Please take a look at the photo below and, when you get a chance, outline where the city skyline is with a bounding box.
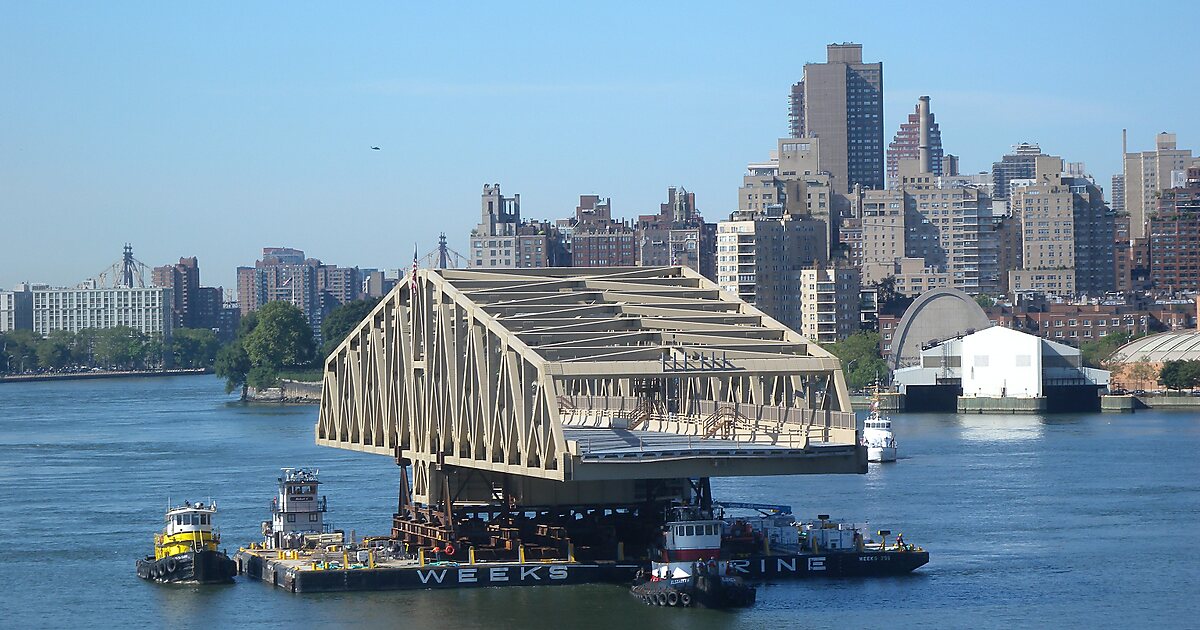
[3,2,1197,292]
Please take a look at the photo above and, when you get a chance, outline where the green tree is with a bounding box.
[320,298,380,358]
[36,330,75,370]
[1159,359,1200,391]
[974,294,996,309]
[215,311,259,396]
[1,329,42,373]
[875,276,914,317]
[822,331,890,391]
[1126,358,1159,389]
[1080,331,1133,369]
[214,339,251,396]
[71,329,98,365]
[170,328,221,368]
[93,326,147,369]
[243,301,315,378]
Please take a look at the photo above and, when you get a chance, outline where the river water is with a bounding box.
[1,376,1196,629]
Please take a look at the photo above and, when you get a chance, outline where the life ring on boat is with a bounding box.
[165,558,177,574]
[444,543,456,557]
[680,592,692,607]
[667,591,679,606]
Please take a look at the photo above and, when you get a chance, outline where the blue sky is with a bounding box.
[2,1,1196,293]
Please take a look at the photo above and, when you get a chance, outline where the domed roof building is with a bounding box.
[1112,331,1200,363]
[1109,331,1200,391]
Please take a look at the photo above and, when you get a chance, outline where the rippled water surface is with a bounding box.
[1,376,1197,629]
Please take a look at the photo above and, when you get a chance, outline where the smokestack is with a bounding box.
[1122,128,1127,155]
[917,96,932,174]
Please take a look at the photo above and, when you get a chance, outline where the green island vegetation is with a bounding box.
[214,298,377,398]
[2,298,379,400]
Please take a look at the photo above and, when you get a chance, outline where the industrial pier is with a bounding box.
[242,268,927,592]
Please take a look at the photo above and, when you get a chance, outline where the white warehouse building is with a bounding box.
[894,326,1109,413]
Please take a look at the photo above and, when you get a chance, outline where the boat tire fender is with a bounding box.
[656,592,666,606]
[680,592,692,607]
[667,591,679,606]
[165,558,177,574]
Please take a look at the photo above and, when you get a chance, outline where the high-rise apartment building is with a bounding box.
[0,284,34,332]
[1113,214,1133,294]
[862,257,951,297]
[994,215,1023,295]
[469,184,569,269]
[236,247,361,344]
[716,210,828,331]
[1123,132,1194,239]
[799,266,862,343]
[152,257,201,328]
[563,195,637,267]
[991,143,1062,200]
[635,186,717,279]
[887,96,944,181]
[30,284,172,338]
[788,43,884,193]
[738,137,842,251]
[855,171,998,295]
[1008,171,1115,297]
[1111,174,1125,213]
[1147,167,1200,293]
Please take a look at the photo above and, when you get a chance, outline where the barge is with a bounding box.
[237,469,926,593]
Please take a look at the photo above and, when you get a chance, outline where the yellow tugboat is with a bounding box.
[136,501,237,584]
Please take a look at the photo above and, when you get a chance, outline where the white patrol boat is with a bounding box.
[136,501,236,584]
[862,394,897,463]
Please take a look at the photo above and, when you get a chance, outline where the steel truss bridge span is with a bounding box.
[317,267,863,507]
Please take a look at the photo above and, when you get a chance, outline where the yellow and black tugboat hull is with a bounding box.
[137,550,236,585]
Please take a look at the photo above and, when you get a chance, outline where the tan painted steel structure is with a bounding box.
[317,267,861,505]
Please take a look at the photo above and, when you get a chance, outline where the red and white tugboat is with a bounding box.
[630,505,756,609]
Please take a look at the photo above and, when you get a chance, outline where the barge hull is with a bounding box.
[237,549,926,592]
[237,551,641,593]
[728,549,929,579]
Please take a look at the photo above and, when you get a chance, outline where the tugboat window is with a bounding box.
[309,514,319,522]
[287,514,296,523]
[686,525,694,536]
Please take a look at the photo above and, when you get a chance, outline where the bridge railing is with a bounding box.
[557,395,857,447]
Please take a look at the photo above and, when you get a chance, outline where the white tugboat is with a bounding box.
[260,468,341,549]
[862,394,898,463]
